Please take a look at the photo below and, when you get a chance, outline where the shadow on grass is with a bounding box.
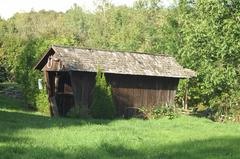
[0,93,115,133]
[0,135,30,144]
[0,145,67,159]
[0,110,114,134]
[0,136,239,159]
[96,137,240,159]
[0,95,29,112]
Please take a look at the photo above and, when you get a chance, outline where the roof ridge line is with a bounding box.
[52,44,172,57]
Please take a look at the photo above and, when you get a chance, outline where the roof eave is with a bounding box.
[34,47,55,70]
[51,67,197,79]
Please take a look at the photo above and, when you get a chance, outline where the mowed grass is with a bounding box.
[1,95,240,159]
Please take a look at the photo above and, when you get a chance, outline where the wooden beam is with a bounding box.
[43,71,53,116]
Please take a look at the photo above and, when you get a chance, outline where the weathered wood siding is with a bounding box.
[70,72,95,116]
[107,74,179,116]
[69,72,179,117]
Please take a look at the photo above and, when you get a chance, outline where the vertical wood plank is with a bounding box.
[44,71,54,116]
[69,71,82,115]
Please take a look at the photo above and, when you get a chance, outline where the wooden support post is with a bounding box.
[44,71,54,116]
[49,96,59,117]
[69,71,89,118]
[44,71,60,117]
[184,82,188,110]
[51,73,60,116]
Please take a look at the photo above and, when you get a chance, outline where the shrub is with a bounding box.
[193,103,214,120]
[67,107,82,118]
[210,91,240,122]
[35,88,50,115]
[139,104,178,120]
[0,66,7,82]
[154,104,178,120]
[90,69,116,119]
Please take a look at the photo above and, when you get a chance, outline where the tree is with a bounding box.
[64,4,89,46]
[91,69,116,119]
[178,0,240,118]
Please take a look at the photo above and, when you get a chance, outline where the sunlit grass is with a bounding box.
[0,95,240,159]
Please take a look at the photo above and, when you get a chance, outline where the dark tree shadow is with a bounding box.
[0,145,67,159]
[0,135,30,144]
[151,137,240,159]
[0,95,28,111]
[0,109,115,134]
[0,136,239,159]
[96,137,240,159]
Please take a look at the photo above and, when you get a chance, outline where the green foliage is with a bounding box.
[210,91,240,122]
[12,37,74,107]
[0,94,26,111]
[177,0,240,119]
[91,69,116,119]
[154,105,178,120]
[65,4,89,46]
[35,87,49,115]
[0,67,7,82]
[139,104,178,120]
[67,107,82,118]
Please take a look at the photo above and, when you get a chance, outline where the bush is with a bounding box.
[193,103,214,119]
[67,107,82,118]
[35,88,50,115]
[154,105,178,120]
[0,66,7,82]
[90,69,116,119]
[210,91,240,122]
[139,104,178,120]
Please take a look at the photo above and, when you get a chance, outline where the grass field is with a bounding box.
[0,95,240,159]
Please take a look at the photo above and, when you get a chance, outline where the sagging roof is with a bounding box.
[35,45,196,78]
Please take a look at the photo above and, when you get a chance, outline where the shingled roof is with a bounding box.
[35,45,196,78]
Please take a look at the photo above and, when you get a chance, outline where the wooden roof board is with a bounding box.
[35,45,196,78]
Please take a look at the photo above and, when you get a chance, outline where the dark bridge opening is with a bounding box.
[47,72,74,116]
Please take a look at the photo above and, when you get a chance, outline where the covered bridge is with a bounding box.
[35,45,196,117]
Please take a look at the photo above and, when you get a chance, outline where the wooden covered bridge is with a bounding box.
[35,45,196,117]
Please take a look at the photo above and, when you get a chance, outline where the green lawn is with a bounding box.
[0,95,240,159]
